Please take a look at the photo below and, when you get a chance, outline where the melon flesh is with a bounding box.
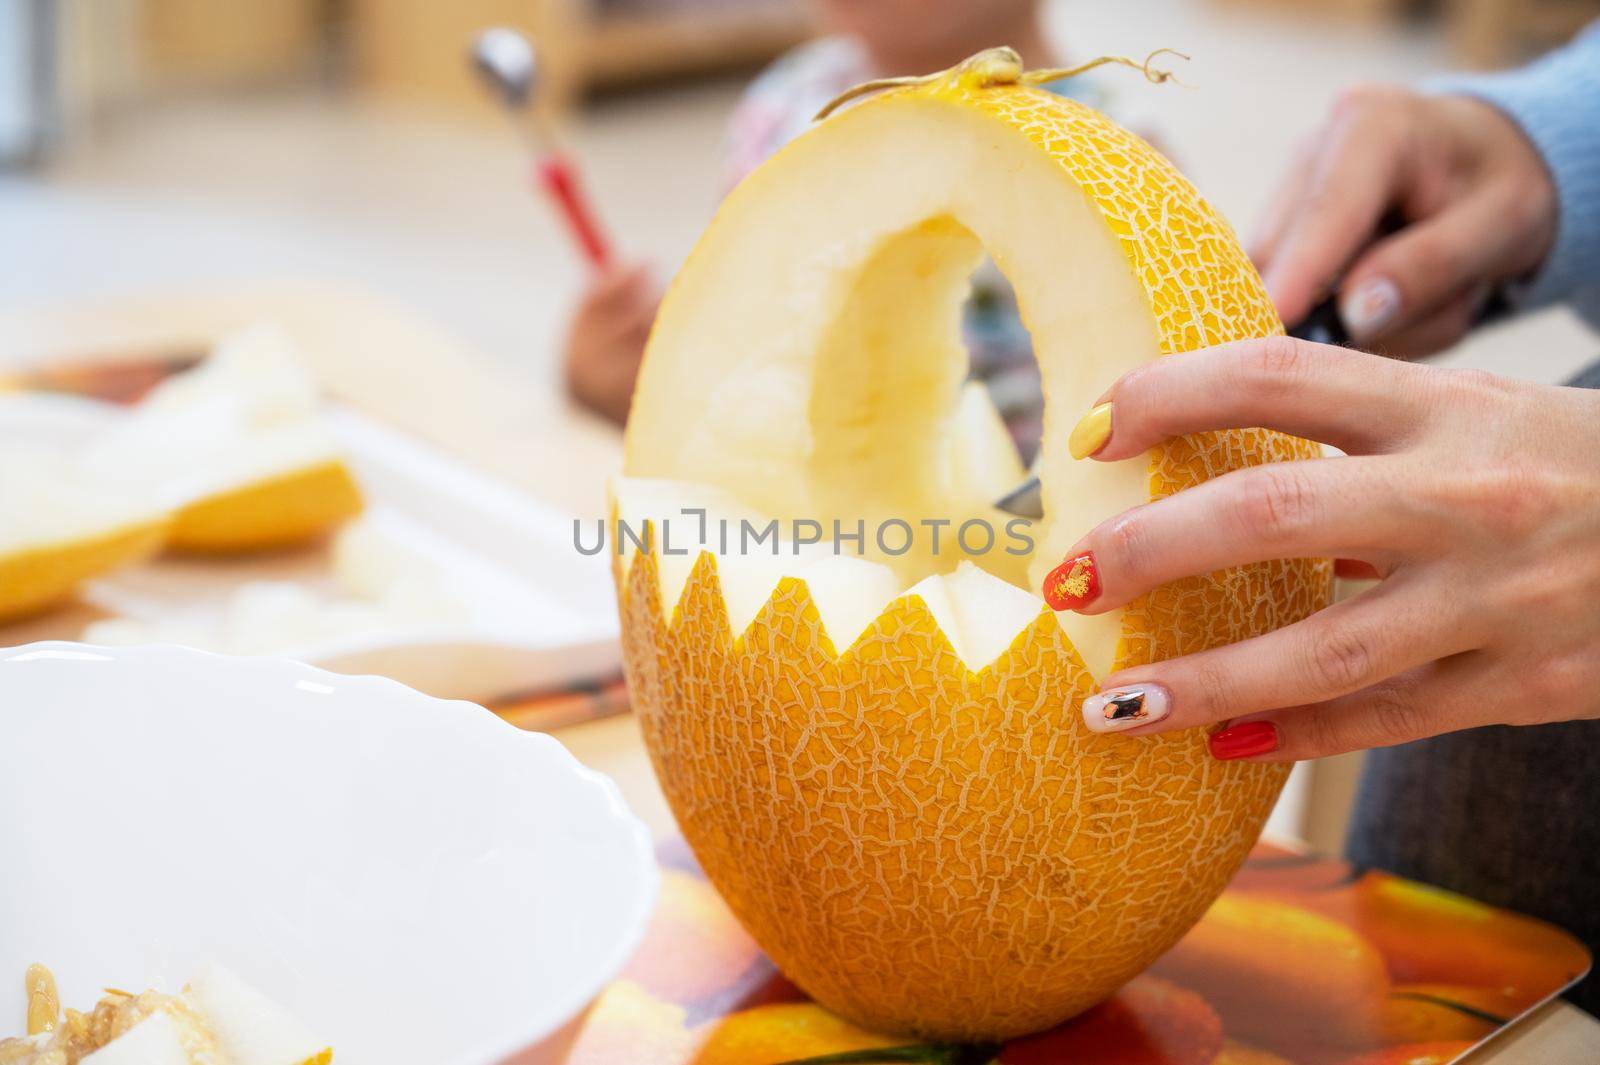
[80,1012,190,1065]
[81,324,362,552]
[613,478,1042,668]
[186,962,330,1065]
[623,94,1161,677]
[947,380,1028,518]
[0,452,169,623]
[84,325,339,508]
[7,963,328,1065]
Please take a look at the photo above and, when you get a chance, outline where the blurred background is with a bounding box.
[5,0,1598,406]
[3,0,1598,850]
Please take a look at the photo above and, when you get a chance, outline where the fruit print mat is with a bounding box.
[563,839,1590,1065]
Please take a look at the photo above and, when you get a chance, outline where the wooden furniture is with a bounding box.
[64,0,807,130]
[1446,0,1600,67]
[579,0,811,89]
[348,0,810,123]
[348,0,585,121]
[136,0,327,88]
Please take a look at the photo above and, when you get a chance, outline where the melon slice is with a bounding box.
[6,963,328,1065]
[0,454,169,624]
[83,515,475,655]
[82,325,362,553]
[186,963,331,1065]
[946,379,1027,517]
[80,1012,191,1065]
[613,50,1332,1041]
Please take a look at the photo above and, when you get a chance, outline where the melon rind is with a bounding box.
[0,518,170,624]
[619,546,1300,1039]
[166,458,364,554]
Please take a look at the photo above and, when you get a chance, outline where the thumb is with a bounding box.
[1336,187,1527,344]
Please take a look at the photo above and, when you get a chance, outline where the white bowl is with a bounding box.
[0,643,656,1064]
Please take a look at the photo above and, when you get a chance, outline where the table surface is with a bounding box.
[4,286,1595,1063]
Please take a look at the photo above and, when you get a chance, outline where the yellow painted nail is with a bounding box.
[1068,402,1114,460]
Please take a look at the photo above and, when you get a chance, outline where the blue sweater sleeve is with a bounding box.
[1429,23,1600,325]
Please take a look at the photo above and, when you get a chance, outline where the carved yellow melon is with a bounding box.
[613,50,1332,1041]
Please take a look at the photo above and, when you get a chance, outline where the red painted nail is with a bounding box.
[1043,551,1101,611]
[1209,721,1280,760]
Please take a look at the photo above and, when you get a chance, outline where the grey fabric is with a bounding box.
[1345,360,1600,1016]
[1428,22,1600,327]
[1568,359,1600,390]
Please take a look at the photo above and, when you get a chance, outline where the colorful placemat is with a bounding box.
[565,839,1590,1065]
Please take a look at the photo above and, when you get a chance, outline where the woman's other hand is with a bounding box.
[562,261,661,426]
[1253,88,1558,357]
[1053,337,1600,760]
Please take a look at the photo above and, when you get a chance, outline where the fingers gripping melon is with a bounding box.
[614,51,1332,1041]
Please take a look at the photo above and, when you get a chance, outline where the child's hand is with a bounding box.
[563,262,661,426]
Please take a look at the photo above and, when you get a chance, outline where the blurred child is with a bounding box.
[564,0,1130,462]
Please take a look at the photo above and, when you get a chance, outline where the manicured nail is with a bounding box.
[1082,684,1171,733]
[1209,721,1281,760]
[1068,402,1114,460]
[1043,551,1100,611]
[1339,278,1401,340]
[1261,265,1290,312]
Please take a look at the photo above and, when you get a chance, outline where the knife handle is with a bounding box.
[1288,286,1513,347]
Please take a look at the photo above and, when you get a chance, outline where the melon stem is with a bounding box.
[814,47,1190,121]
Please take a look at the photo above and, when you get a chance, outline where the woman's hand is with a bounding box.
[563,261,661,426]
[1055,336,1600,761]
[1253,87,1558,357]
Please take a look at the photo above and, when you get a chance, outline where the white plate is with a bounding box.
[0,394,620,702]
[0,643,657,1064]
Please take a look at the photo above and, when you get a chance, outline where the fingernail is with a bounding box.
[1339,278,1401,340]
[1261,266,1289,312]
[1042,551,1100,611]
[1209,721,1281,760]
[1068,402,1114,460]
[1082,684,1171,733]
